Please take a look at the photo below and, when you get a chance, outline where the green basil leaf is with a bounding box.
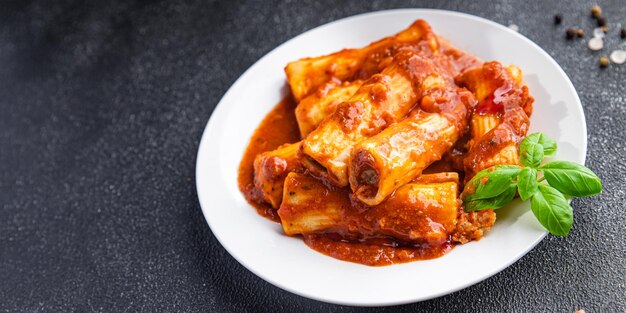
[542,140,557,157]
[535,132,557,156]
[465,184,517,212]
[517,167,538,201]
[540,161,602,197]
[519,132,558,167]
[522,132,558,156]
[520,135,544,168]
[530,184,573,236]
[462,165,521,201]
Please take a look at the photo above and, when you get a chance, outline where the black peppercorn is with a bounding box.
[566,28,577,39]
[621,28,626,39]
[597,17,607,27]
[554,14,563,25]
[599,56,609,68]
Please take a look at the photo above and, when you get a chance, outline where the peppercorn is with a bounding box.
[554,14,563,25]
[566,28,577,39]
[597,16,607,27]
[601,26,608,33]
[621,28,626,39]
[591,5,602,19]
[599,56,609,68]
[576,28,585,38]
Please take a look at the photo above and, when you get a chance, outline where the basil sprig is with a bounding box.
[462,132,602,236]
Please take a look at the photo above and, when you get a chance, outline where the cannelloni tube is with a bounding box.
[277,173,343,236]
[300,51,446,187]
[349,111,458,205]
[295,79,362,137]
[285,20,435,101]
[253,142,302,208]
[278,172,459,245]
[349,84,474,205]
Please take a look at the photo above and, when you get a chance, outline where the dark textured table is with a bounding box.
[1,0,624,312]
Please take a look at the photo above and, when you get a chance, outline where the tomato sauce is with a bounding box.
[303,234,453,266]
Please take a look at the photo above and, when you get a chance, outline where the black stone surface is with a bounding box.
[1,0,624,312]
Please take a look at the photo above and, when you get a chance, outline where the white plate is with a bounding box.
[196,9,585,306]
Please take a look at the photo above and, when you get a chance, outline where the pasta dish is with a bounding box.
[237,20,534,266]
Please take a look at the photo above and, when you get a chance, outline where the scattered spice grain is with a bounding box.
[591,6,602,19]
[554,15,563,25]
[566,28,577,39]
[599,56,609,68]
[576,28,585,37]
